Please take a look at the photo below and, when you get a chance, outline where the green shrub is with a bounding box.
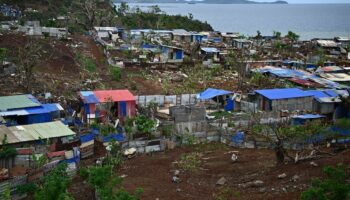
[110,67,122,81]
[83,58,96,72]
[301,163,350,200]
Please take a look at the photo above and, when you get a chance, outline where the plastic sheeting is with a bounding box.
[80,133,95,143]
[232,132,245,144]
[102,133,125,143]
[198,88,233,100]
[255,88,312,100]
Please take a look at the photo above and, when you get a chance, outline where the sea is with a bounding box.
[117,3,350,40]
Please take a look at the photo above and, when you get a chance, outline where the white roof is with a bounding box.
[320,73,350,82]
[317,40,338,48]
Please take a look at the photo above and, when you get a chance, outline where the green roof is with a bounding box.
[0,121,76,145]
[0,95,40,111]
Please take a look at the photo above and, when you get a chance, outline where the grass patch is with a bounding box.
[213,187,240,200]
[177,152,202,171]
[110,67,122,81]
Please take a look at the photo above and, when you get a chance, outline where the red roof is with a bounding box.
[47,151,65,158]
[16,148,33,155]
[288,78,316,87]
[93,90,135,102]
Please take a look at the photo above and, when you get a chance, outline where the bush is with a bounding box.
[110,67,122,81]
[301,163,350,200]
[83,58,96,72]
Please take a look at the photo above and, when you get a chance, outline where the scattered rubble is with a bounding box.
[216,177,227,186]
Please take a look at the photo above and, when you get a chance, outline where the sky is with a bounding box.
[255,0,350,3]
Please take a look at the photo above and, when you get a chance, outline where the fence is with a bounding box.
[135,94,198,107]
[121,139,167,153]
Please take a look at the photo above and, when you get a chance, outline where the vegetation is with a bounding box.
[82,165,143,200]
[17,163,73,200]
[135,115,156,135]
[177,152,202,171]
[301,163,350,200]
[213,187,240,200]
[110,67,122,81]
[286,31,300,42]
[0,134,17,159]
[251,118,329,164]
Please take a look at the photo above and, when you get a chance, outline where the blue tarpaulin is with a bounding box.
[79,91,99,104]
[80,133,95,143]
[292,114,324,125]
[232,131,245,144]
[224,98,234,111]
[102,133,125,143]
[198,88,233,100]
[255,88,312,100]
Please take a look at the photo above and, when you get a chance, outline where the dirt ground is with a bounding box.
[110,143,350,200]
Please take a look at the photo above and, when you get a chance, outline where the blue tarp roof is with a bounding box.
[293,114,324,119]
[305,90,331,99]
[25,104,61,115]
[255,88,312,100]
[198,88,233,100]
[79,91,99,104]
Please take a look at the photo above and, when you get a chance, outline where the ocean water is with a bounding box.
[120,3,350,40]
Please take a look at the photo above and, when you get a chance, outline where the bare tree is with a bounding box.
[16,39,46,92]
[226,50,248,91]
[70,0,117,31]
[251,118,330,165]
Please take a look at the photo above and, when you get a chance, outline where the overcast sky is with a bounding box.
[256,0,350,3]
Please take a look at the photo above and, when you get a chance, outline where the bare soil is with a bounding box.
[112,144,350,200]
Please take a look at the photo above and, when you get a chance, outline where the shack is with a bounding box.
[0,121,76,149]
[255,88,314,112]
[79,90,136,124]
[232,39,252,49]
[200,47,221,62]
[292,114,325,125]
[198,88,234,111]
[0,94,63,125]
[159,45,184,63]
[305,90,341,115]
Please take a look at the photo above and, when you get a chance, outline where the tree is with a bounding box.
[83,165,143,200]
[301,163,350,200]
[34,163,73,200]
[273,31,281,40]
[70,0,117,31]
[0,48,7,64]
[149,5,161,14]
[226,50,247,90]
[286,31,300,43]
[16,38,46,92]
[117,2,130,16]
[255,30,262,39]
[251,119,329,165]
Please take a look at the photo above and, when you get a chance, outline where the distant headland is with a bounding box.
[113,0,288,4]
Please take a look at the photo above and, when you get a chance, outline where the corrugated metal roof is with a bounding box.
[0,103,62,116]
[0,121,76,145]
[255,88,312,100]
[94,90,135,102]
[0,95,41,111]
[201,47,219,53]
